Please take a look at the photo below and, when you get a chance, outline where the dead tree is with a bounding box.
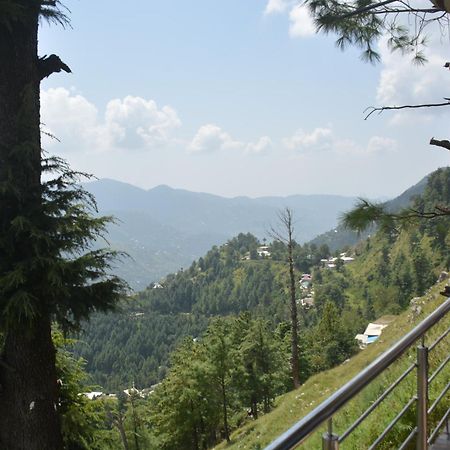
[270,208,301,389]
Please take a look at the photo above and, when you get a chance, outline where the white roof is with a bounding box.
[364,323,387,336]
[83,391,103,400]
[355,334,368,344]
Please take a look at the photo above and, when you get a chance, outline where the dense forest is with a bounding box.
[61,168,450,449]
[76,168,449,391]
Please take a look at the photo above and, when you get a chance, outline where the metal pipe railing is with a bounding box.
[338,363,415,443]
[398,427,417,450]
[428,408,450,444]
[265,297,450,450]
[367,396,416,450]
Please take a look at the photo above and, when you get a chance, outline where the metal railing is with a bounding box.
[265,296,450,450]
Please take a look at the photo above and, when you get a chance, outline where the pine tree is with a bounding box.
[0,3,124,448]
[303,0,450,229]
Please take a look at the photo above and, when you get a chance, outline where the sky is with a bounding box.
[38,0,450,199]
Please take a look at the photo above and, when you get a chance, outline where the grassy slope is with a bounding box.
[214,279,450,450]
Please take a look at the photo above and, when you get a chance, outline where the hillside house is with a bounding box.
[355,322,388,348]
[321,254,355,269]
[257,245,271,257]
[299,273,312,289]
[300,297,314,308]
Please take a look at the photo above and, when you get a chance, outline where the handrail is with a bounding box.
[265,297,450,450]
[338,363,416,442]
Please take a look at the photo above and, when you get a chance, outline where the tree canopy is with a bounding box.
[0,2,124,448]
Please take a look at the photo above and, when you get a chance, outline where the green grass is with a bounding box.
[214,280,450,450]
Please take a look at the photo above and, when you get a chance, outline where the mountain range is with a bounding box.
[85,180,358,289]
[85,174,429,289]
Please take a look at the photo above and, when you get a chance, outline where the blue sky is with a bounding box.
[38,0,449,198]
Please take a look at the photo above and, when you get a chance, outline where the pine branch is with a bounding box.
[372,7,442,14]
[343,198,450,232]
[333,0,405,19]
[364,99,450,119]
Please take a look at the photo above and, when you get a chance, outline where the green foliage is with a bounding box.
[75,233,337,390]
[306,301,357,372]
[0,156,126,331]
[214,283,450,450]
[343,168,450,233]
[305,0,440,63]
[67,170,450,450]
[343,199,392,232]
[52,331,117,450]
[77,170,449,394]
[0,0,69,27]
[149,316,289,449]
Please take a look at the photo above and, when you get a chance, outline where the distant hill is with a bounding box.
[85,179,358,288]
[309,172,430,252]
[76,168,450,394]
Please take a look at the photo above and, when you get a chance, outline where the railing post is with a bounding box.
[322,418,339,450]
[417,343,429,450]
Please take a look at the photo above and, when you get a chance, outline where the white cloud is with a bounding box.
[105,96,181,148]
[245,136,272,154]
[366,136,397,154]
[283,127,333,150]
[289,4,316,38]
[376,36,450,124]
[188,124,242,153]
[41,88,181,153]
[264,0,290,15]
[283,126,397,155]
[188,125,273,155]
[333,135,397,155]
[263,1,316,38]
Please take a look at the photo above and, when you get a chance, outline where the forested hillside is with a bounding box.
[86,179,359,288]
[310,171,429,252]
[68,168,450,450]
[76,168,449,396]
[76,233,331,389]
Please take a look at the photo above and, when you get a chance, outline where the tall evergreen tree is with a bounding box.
[0,3,124,449]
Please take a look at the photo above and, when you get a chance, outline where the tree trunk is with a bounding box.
[115,416,130,450]
[0,316,63,450]
[270,208,301,388]
[288,241,300,388]
[0,5,64,449]
[220,376,230,442]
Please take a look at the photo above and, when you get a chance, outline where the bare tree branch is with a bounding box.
[430,137,450,151]
[364,99,450,119]
[335,0,403,19]
[268,207,301,388]
[371,7,442,14]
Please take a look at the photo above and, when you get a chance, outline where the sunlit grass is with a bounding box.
[214,281,449,449]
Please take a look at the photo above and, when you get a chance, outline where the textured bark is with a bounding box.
[288,236,300,389]
[220,376,230,442]
[0,4,64,449]
[270,208,300,388]
[0,316,62,450]
[115,415,130,450]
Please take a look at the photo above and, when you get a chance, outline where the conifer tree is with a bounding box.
[0,3,124,449]
[304,0,450,228]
